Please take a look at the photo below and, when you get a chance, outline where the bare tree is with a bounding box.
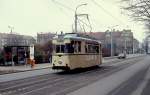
[121,0,150,20]
[121,0,150,34]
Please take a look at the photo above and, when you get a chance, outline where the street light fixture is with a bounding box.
[74,3,87,33]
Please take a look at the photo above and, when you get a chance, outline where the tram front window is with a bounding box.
[56,45,65,53]
[55,44,74,53]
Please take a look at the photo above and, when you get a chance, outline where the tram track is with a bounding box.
[0,55,146,95]
[49,56,145,95]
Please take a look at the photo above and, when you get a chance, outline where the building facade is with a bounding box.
[86,29,139,56]
[37,32,56,44]
[133,38,140,53]
[0,33,36,49]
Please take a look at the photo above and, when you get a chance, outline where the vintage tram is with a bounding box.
[52,33,102,70]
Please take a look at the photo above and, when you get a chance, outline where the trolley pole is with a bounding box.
[75,14,77,33]
[74,3,87,33]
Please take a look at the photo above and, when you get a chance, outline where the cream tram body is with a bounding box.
[52,33,102,70]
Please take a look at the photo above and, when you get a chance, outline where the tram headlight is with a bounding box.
[58,61,62,64]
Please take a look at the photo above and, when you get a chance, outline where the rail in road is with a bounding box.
[69,55,150,95]
[0,54,144,75]
[0,54,144,82]
[0,55,146,95]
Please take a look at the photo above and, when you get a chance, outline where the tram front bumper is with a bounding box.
[52,66,70,70]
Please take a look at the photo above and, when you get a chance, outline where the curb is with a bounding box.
[0,66,52,75]
[0,54,145,75]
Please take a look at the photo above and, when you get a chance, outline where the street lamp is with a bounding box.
[123,31,127,56]
[8,25,14,34]
[74,3,87,33]
[8,25,14,66]
[108,25,118,57]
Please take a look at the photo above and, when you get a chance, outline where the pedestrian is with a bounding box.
[49,55,52,63]
[30,59,35,69]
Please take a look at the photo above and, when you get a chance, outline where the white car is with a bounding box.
[118,53,126,59]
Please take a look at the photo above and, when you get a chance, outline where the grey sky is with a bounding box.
[0,0,145,41]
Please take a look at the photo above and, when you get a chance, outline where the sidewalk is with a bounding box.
[0,54,145,74]
[0,63,52,72]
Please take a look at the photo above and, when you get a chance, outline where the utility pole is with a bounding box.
[8,26,14,34]
[8,25,14,66]
[133,39,134,54]
[110,30,113,57]
[124,31,127,54]
[109,25,118,57]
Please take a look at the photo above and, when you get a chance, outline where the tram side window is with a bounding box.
[88,45,93,53]
[86,44,93,53]
[85,45,87,53]
[78,41,81,52]
[74,41,81,53]
[65,44,74,53]
[95,46,99,53]
[86,44,99,53]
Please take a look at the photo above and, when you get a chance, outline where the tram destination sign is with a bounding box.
[57,35,64,42]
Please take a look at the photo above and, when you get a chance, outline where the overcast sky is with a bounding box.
[0,0,145,41]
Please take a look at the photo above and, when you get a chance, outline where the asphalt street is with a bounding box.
[0,55,149,95]
[69,56,150,95]
[0,54,142,83]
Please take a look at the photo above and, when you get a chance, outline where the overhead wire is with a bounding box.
[51,0,125,32]
[78,18,92,33]
[91,0,126,26]
[78,19,85,32]
[51,0,94,32]
[51,0,74,12]
[51,0,106,31]
[87,15,93,32]
[51,0,75,32]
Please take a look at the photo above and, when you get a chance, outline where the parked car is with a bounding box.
[118,53,126,59]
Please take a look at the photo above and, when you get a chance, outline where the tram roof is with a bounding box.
[53,33,101,43]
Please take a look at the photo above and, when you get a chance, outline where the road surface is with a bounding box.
[0,55,149,95]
